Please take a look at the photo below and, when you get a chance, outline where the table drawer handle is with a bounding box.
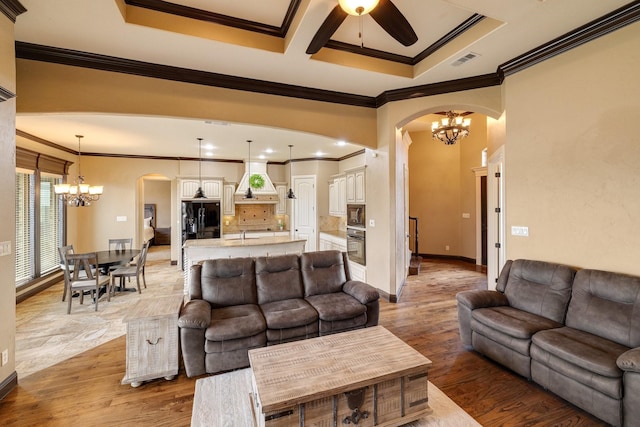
[146,337,162,345]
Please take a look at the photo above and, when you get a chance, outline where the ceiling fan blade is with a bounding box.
[369,0,418,47]
[306,5,348,54]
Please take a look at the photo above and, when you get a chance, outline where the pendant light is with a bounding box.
[287,144,296,199]
[244,140,254,199]
[193,137,206,198]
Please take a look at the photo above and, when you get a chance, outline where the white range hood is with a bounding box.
[235,160,279,204]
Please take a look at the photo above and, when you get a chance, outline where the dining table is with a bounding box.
[95,249,141,292]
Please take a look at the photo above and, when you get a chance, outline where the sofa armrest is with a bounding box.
[456,290,508,347]
[456,290,509,310]
[178,299,211,329]
[618,348,640,373]
[343,280,380,305]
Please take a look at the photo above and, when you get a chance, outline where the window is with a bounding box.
[15,147,68,288]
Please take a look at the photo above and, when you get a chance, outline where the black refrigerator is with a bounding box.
[182,200,221,242]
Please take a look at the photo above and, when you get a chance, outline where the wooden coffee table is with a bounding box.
[249,326,432,427]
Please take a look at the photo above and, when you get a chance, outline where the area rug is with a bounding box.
[191,368,481,427]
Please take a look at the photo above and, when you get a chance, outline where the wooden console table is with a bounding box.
[122,295,184,387]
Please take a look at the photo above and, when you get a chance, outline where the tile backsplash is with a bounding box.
[223,204,288,233]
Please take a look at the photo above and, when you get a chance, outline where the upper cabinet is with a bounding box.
[179,178,222,200]
[275,183,287,215]
[223,183,236,216]
[329,175,346,216]
[346,167,365,204]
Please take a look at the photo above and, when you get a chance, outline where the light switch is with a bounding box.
[116,216,127,222]
[0,241,10,256]
[462,213,471,219]
[511,226,529,236]
[369,219,375,227]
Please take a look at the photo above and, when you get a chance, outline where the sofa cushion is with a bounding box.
[471,307,562,357]
[566,269,640,348]
[532,327,629,379]
[206,304,265,341]
[301,250,347,296]
[255,254,303,304]
[266,324,319,343]
[199,257,257,308]
[502,259,576,323]
[532,327,628,399]
[305,292,366,321]
[260,298,318,329]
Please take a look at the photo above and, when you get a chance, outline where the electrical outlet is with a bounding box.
[1,349,8,366]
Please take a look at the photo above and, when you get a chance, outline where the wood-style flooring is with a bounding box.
[0,248,606,426]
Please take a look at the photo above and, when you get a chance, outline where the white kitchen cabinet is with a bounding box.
[348,260,367,282]
[275,183,287,215]
[180,178,222,200]
[328,175,346,216]
[223,183,236,215]
[346,168,365,204]
[319,232,347,252]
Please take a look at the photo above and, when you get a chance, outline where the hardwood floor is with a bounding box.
[0,252,606,426]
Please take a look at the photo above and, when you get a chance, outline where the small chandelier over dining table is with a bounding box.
[431,111,471,145]
[54,135,103,207]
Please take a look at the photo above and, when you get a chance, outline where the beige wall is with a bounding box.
[0,12,16,390]
[504,20,640,275]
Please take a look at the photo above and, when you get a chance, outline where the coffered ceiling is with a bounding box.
[12,0,637,161]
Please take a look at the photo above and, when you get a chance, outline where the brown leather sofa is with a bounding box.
[178,250,380,377]
[457,259,640,426]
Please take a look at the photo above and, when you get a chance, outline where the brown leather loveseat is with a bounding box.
[457,259,640,426]
[178,250,380,377]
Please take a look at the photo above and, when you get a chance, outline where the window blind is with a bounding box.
[40,173,63,275]
[15,171,34,286]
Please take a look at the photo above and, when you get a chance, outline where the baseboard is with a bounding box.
[171,260,177,266]
[16,271,64,303]
[420,254,477,264]
[0,371,17,400]
[376,288,397,303]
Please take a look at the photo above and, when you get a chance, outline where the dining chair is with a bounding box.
[108,238,133,251]
[108,241,150,299]
[64,252,110,314]
[58,244,75,302]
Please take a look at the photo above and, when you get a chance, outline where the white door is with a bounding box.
[293,175,316,252]
[487,146,505,290]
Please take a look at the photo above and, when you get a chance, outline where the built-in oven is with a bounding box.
[347,204,365,228]
[347,227,366,266]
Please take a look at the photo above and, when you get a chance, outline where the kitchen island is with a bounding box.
[182,236,307,296]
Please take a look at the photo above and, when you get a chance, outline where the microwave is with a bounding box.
[347,204,365,228]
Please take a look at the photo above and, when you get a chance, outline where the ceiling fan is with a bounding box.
[306,0,418,55]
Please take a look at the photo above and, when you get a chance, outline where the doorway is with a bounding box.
[292,175,316,252]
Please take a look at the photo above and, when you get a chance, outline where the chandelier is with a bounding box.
[54,135,103,207]
[431,111,471,145]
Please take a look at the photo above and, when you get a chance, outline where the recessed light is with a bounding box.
[336,140,346,146]
[205,151,213,157]
[259,154,266,159]
[265,148,274,154]
[205,144,214,150]
[315,151,324,157]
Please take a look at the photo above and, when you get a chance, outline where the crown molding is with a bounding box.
[0,0,26,23]
[14,3,640,109]
[0,85,15,102]
[375,74,501,107]
[124,0,302,37]
[499,0,640,80]
[15,42,378,108]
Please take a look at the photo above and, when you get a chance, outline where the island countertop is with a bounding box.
[183,236,306,248]
[182,236,308,296]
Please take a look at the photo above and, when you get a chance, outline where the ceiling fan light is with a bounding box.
[338,0,379,16]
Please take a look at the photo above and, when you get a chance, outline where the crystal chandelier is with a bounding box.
[431,111,471,145]
[54,135,103,207]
